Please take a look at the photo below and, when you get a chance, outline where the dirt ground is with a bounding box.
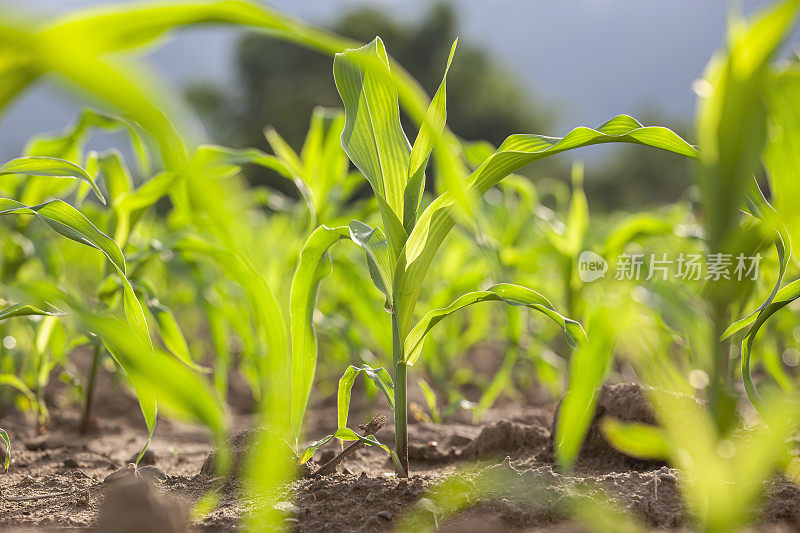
[2,364,800,531]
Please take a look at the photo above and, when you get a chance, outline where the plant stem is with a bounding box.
[392,312,409,477]
[80,343,102,434]
[709,301,735,432]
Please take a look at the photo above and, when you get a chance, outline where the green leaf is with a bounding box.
[92,150,133,205]
[695,0,800,250]
[36,0,315,55]
[25,109,150,177]
[404,39,457,231]
[555,309,616,468]
[722,179,790,341]
[740,279,800,412]
[264,127,303,178]
[404,283,585,366]
[83,313,226,458]
[174,236,288,392]
[417,378,441,424]
[147,300,210,374]
[348,220,393,308]
[190,144,292,180]
[290,225,351,438]
[0,197,123,269]
[300,108,349,213]
[299,433,336,464]
[332,427,391,454]
[564,162,588,256]
[394,115,699,338]
[117,171,177,214]
[0,428,10,471]
[299,427,391,464]
[0,198,151,349]
[334,37,411,248]
[765,65,800,257]
[0,156,105,204]
[0,301,63,321]
[0,373,37,404]
[600,214,676,259]
[337,364,394,430]
[600,418,670,460]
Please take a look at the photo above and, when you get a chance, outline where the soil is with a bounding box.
[2,367,800,531]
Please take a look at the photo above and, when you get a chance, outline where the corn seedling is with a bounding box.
[289,36,700,476]
[555,0,800,468]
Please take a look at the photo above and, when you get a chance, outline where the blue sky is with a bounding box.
[0,0,792,161]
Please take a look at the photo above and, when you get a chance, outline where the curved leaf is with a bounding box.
[600,214,676,259]
[600,418,670,460]
[147,300,210,374]
[740,279,800,412]
[0,156,105,204]
[299,433,336,464]
[765,65,800,259]
[404,39,457,231]
[188,144,292,180]
[404,283,586,366]
[290,225,351,438]
[337,364,394,430]
[0,374,36,403]
[83,313,226,463]
[299,427,391,464]
[555,309,616,468]
[0,301,63,321]
[696,0,800,250]
[394,115,699,338]
[0,198,150,348]
[349,220,393,308]
[173,236,287,386]
[334,37,411,227]
[26,109,150,177]
[722,178,791,341]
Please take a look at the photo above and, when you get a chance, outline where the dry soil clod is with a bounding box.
[96,478,188,533]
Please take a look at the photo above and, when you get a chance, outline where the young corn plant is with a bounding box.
[0,153,157,445]
[291,36,700,476]
[555,0,800,469]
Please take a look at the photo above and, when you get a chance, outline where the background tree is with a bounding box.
[186,2,553,193]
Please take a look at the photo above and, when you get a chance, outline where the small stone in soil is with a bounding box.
[366,493,375,503]
[96,478,187,533]
[129,449,157,466]
[103,463,136,484]
[377,511,392,521]
[63,458,79,468]
[137,465,168,482]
